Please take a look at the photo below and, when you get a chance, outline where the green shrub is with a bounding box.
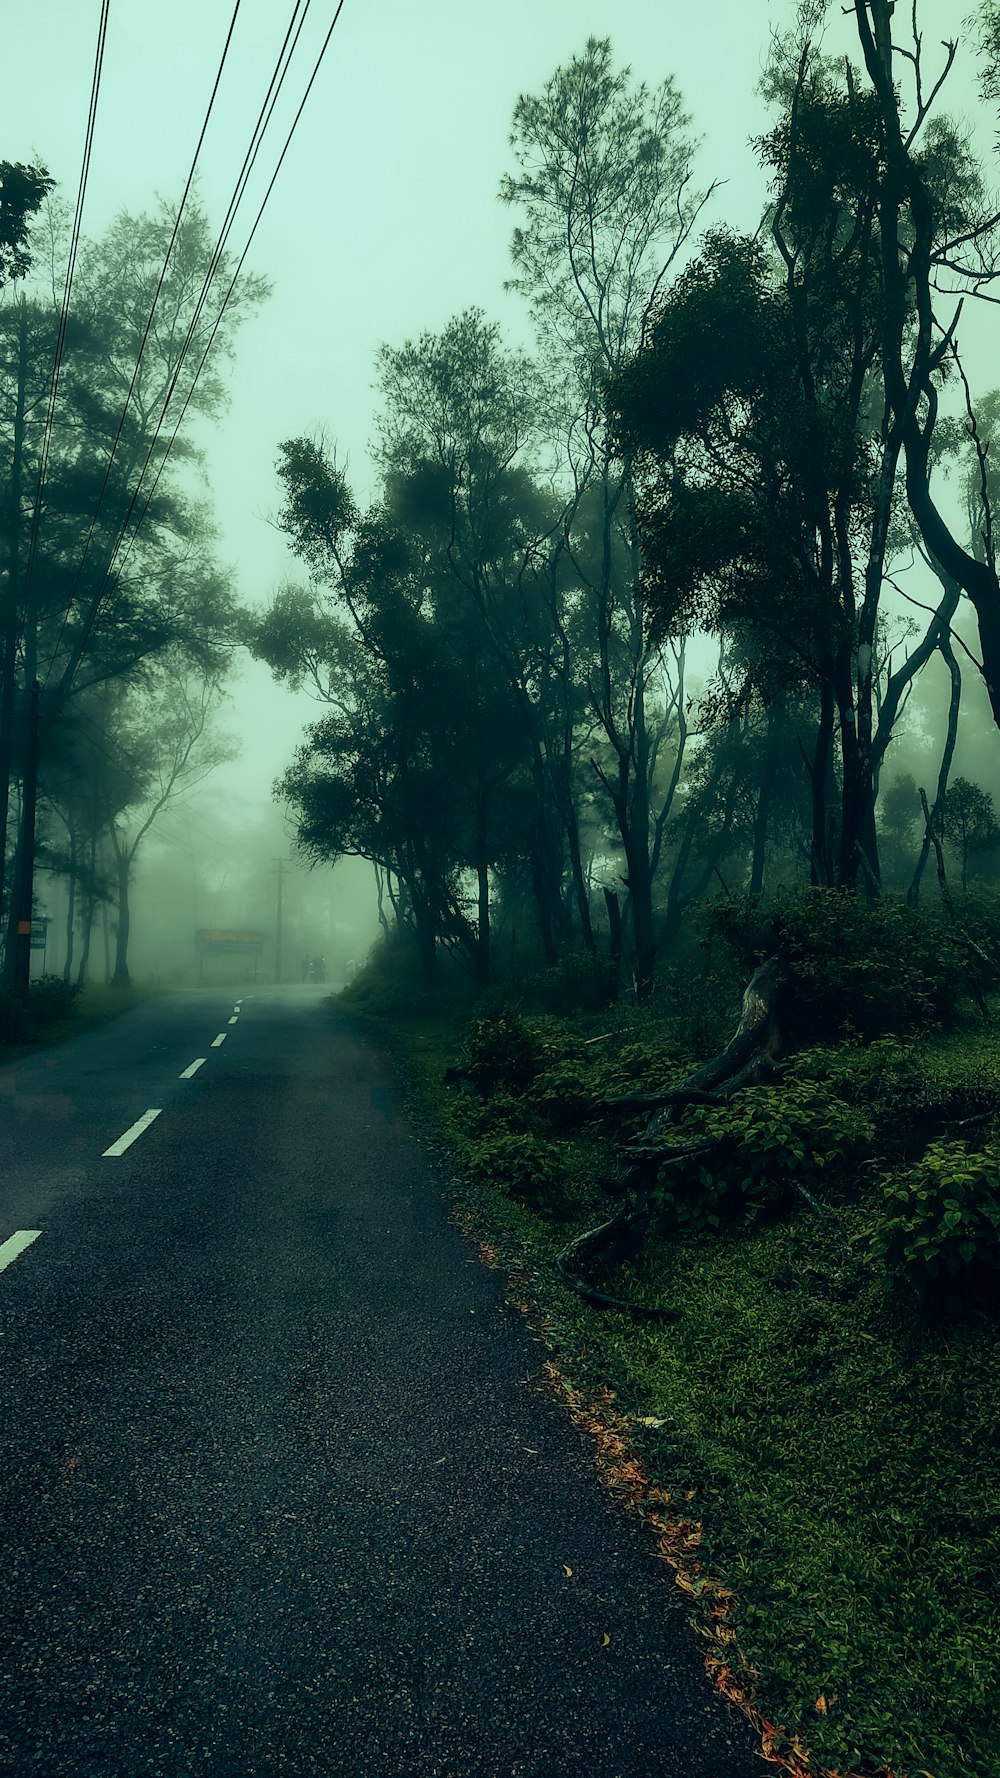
[458,1008,545,1096]
[0,975,79,1047]
[25,975,79,1023]
[463,1128,570,1215]
[531,950,610,1015]
[872,1139,1000,1286]
[600,1036,692,1097]
[656,1079,874,1228]
[712,888,962,1041]
[451,1088,538,1140]
[526,1057,603,1130]
[791,1033,1000,1137]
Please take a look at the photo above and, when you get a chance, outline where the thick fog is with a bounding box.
[2,0,994,989]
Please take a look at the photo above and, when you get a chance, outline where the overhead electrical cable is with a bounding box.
[57,0,349,692]
[48,0,244,696]
[49,0,315,693]
[21,0,110,618]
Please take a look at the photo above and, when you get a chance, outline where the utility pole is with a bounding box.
[0,298,29,956]
[13,678,40,1002]
[271,857,288,984]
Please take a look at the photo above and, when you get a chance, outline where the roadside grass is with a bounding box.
[0,977,159,1062]
[350,979,1000,1778]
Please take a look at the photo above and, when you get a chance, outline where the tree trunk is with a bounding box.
[603,885,623,1003]
[474,796,491,987]
[112,852,131,986]
[63,832,77,986]
[411,888,438,988]
[908,635,960,906]
[0,299,28,955]
[804,682,837,886]
[749,704,782,897]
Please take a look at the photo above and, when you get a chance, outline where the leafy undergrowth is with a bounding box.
[0,978,157,1061]
[357,977,1000,1778]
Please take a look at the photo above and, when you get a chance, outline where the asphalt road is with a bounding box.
[0,987,762,1778]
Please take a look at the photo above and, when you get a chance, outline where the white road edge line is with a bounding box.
[0,1230,42,1274]
[211,1033,227,1047]
[179,1058,207,1079]
[103,1109,162,1158]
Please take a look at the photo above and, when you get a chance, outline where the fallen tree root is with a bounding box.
[556,943,790,1320]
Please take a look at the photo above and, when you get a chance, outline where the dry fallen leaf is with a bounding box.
[815,1694,828,1715]
[562,1564,573,1577]
[601,1632,611,1646]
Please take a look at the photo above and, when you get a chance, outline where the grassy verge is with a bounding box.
[0,978,159,1063]
[349,981,1000,1778]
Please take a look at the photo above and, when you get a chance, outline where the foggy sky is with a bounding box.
[3,0,992,949]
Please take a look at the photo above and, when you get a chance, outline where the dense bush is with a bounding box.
[872,1139,1000,1287]
[658,1079,874,1228]
[458,1007,545,1095]
[525,1057,603,1130]
[528,950,610,1015]
[712,888,962,1041]
[462,1127,572,1215]
[0,975,79,1047]
[791,1032,1000,1135]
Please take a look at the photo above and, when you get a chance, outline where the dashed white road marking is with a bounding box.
[179,1058,207,1079]
[233,1002,242,1010]
[103,1109,162,1157]
[228,1015,239,1025]
[0,1230,42,1274]
[211,1033,227,1047]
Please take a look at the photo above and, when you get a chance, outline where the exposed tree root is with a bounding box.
[556,943,790,1320]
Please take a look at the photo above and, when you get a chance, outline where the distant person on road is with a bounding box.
[310,956,326,983]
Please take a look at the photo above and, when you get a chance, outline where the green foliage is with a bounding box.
[0,975,80,1047]
[657,1079,873,1227]
[713,888,961,1040]
[525,1057,604,1130]
[0,160,53,286]
[873,1139,1000,1286]
[462,1127,571,1216]
[528,950,611,1016]
[791,1030,1000,1135]
[943,776,1000,886]
[458,1007,545,1095]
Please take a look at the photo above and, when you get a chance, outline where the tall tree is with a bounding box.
[1,194,265,983]
[0,162,52,289]
[610,44,980,892]
[850,0,1000,728]
[500,37,713,994]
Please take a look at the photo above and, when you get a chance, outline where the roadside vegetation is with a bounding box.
[342,891,1000,1778]
[0,975,156,1060]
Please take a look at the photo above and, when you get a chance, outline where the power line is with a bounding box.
[21,0,110,617]
[49,0,316,693]
[46,0,244,692]
[56,0,349,697]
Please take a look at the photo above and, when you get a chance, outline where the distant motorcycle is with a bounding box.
[309,956,326,983]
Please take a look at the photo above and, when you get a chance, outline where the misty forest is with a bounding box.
[3,5,1000,1778]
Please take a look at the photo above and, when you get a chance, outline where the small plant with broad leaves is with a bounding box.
[656,1080,874,1229]
[458,1009,544,1096]
[872,1139,1000,1287]
[463,1128,572,1216]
